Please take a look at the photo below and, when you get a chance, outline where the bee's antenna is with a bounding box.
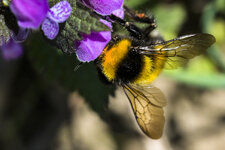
[74,62,83,72]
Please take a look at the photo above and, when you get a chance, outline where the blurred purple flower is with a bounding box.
[12,28,30,43]
[0,39,23,60]
[10,0,49,29]
[81,0,123,15]
[0,27,30,60]
[42,1,72,40]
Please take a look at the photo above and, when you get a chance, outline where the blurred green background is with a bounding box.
[0,0,225,150]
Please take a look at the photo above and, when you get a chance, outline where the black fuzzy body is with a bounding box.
[95,38,145,85]
[115,50,143,84]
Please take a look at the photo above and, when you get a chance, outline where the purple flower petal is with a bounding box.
[10,0,49,29]
[75,31,111,62]
[112,7,124,19]
[75,19,112,62]
[99,19,112,30]
[81,0,123,15]
[1,39,23,60]
[47,1,72,23]
[41,18,59,40]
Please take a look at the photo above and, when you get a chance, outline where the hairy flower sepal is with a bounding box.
[42,0,72,40]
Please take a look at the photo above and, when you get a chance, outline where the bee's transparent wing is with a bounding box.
[135,33,215,69]
[123,84,166,139]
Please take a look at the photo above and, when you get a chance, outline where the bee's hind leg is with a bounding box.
[94,5,157,40]
[108,14,144,40]
[123,5,157,37]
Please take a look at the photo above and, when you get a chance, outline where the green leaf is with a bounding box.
[0,6,20,46]
[164,69,225,89]
[27,33,115,114]
[48,0,110,54]
[125,0,150,8]
[0,14,11,46]
[202,2,225,71]
[163,56,225,89]
[0,6,19,46]
[151,4,186,40]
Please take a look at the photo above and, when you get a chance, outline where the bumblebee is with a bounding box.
[95,7,216,139]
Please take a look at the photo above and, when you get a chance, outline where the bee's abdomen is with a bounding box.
[116,51,143,84]
[132,55,165,85]
[97,38,165,85]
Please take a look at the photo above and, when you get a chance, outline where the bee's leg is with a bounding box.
[123,6,157,37]
[74,62,83,72]
[111,35,122,42]
[107,14,144,40]
[92,5,155,39]
[75,1,142,38]
[124,6,155,25]
[106,7,157,39]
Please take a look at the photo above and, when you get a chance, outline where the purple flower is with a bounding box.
[10,0,49,29]
[75,0,124,62]
[42,18,59,40]
[75,27,111,62]
[74,19,112,62]
[42,1,72,40]
[112,7,124,19]
[0,27,30,60]
[81,0,123,15]
[47,1,72,23]
[0,39,23,60]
